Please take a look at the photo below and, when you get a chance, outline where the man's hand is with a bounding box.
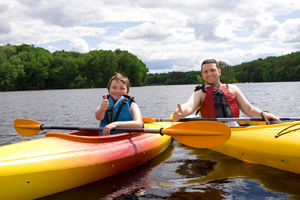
[172,104,182,122]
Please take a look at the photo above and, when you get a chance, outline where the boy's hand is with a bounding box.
[100,94,109,111]
[103,122,118,135]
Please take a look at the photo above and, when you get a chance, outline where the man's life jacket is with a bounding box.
[99,95,134,136]
[195,84,240,118]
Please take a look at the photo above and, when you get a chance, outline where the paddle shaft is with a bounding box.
[15,124,161,133]
[144,117,300,122]
[41,125,161,133]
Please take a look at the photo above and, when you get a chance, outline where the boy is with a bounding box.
[95,73,143,135]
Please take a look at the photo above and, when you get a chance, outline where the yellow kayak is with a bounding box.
[0,123,172,200]
[211,121,300,174]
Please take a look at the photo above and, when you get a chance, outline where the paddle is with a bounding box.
[14,119,231,148]
[142,117,299,123]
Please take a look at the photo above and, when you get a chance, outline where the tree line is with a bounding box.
[0,44,148,91]
[233,52,300,82]
[1,44,300,92]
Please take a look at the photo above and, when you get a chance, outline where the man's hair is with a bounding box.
[107,72,130,93]
[201,59,220,70]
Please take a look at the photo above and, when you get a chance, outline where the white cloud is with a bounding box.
[251,21,280,40]
[119,22,171,41]
[0,21,11,34]
[70,38,89,53]
[281,18,300,43]
[1,0,300,72]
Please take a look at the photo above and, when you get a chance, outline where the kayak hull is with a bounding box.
[0,123,172,200]
[211,121,300,174]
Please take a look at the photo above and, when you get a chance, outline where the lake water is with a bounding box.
[1,82,300,199]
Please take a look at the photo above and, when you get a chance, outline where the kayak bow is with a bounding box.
[1,123,171,200]
[210,121,300,174]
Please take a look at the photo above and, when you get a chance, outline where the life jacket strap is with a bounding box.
[113,96,129,122]
[213,88,233,118]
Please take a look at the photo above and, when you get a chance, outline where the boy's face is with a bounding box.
[108,80,128,101]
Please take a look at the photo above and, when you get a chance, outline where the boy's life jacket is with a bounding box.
[99,94,134,136]
[195,84,240,118]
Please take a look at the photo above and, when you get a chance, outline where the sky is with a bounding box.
[1,0,300,73]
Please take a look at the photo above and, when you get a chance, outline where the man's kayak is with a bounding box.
[211,121,300,174]
[0,123,172,200]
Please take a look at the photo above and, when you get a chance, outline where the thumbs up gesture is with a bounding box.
[100,94,109,112]
[172,104,182,122]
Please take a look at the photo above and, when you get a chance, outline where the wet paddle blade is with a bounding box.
[161,121,231,148]
[14,119,41,136]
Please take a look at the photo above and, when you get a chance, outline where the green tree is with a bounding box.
[69,75,89,89]
[0,44,17,58]
[0,61,22,91]
[184,71,199,84]
[196,74,204,84]
[83,50,118,88]
[49,51,79,89]
[17,47,52,90]
[273,66,289,82]
[115,50,148,86]
[218,61,236,83]
[0,50,7,65]
[250,67,264,82]
[235,71,245,83]
[289,65,300,81]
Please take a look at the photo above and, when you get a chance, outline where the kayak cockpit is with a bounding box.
[45,131,145,143]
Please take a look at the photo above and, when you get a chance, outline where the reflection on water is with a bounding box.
[1,82,300,199]
[173,158,217,178]
[183,147,300,199]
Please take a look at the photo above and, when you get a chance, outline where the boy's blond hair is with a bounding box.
[107,72,130,93]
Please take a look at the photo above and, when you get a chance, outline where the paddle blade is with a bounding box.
[161,121,231,148]
[14,119,41,136]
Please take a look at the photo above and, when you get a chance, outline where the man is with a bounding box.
[172,59,279,124]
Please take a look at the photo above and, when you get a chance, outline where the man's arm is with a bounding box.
[230,85,279,124]
[172,90,204,121]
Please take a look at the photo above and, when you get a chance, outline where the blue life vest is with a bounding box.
[99,95,134,136]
